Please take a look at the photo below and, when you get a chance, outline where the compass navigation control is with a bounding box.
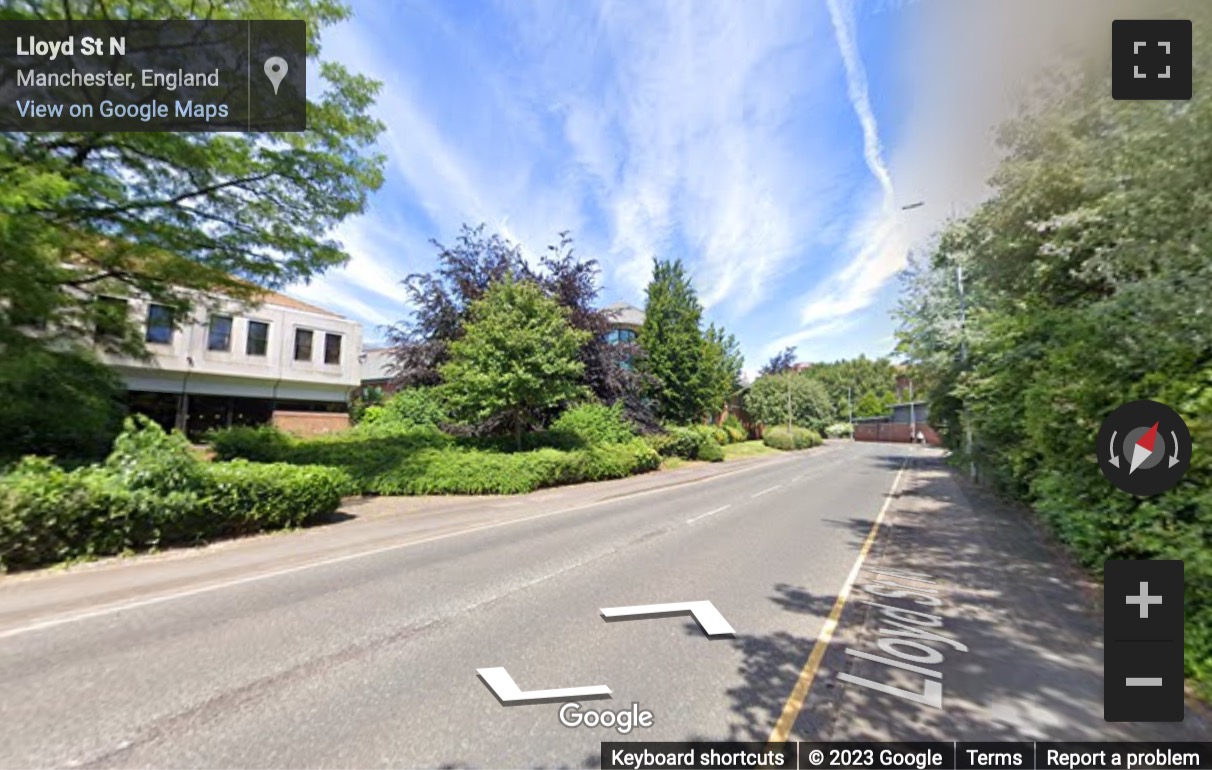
[1097,400,1191,496]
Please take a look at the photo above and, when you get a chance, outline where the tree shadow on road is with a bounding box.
[710,454,1210,742]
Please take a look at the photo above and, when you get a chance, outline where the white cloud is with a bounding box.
[532,0,840,313]
[781,0,908,341]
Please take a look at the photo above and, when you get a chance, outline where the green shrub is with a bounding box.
[549,402,635,448]
[366,387,449,430]
[825,422,854,439]
[762,426,823,451]
[0,419,349,572]
[697,436,725,462]
[722,414,747,442]
[0,346,127,463]
[722,422,747,443]
[106,416,203,492]
[207,424,293,462]
[202,461,350,533]
[652,427,702,459]
[360,438,658,495]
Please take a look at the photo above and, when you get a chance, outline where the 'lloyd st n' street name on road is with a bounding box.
[837,566,968,708]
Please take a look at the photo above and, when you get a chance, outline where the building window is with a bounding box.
[605,328,637,345]
[145,304,174,344]
[246,320,269,356]
[208,315,233,351]
[294,328,313,361]
[323,333,342,365]
[94,296,128,340]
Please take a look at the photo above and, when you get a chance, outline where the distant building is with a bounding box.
[852,400,941,445]
[355,301,648,398]
[358,346,396,394]
[99,290,361,438]
[603,301,643,344]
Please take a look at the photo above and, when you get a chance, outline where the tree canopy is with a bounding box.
[894,0,1212,696]
[637,258,710,424]
[439,276,590,448]
[760,346,798,376]
[385,225,657,429]
[0,0,386,359]
[744,373,833,433]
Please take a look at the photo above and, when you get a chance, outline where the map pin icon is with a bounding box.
[264,57,288,95]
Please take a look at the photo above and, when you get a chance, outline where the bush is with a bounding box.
[649,426,702,459]
[0,345,127,463]
[206,424,293,462]
[359,438,658,495]
[722,413,746,436]
[697,436,725,462]
[365,387,449,430]
[825,422,854,439]
[762,426,823,451]
[203,461,351,533]
[549,402,635,448]
[0,419,348,572]
[722,419,747,443]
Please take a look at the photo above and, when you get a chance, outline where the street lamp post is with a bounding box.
[847,386,853,440]
[786,374,793,437]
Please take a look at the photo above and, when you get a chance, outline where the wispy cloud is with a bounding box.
[782,0,908,346]
[299,0,922,366]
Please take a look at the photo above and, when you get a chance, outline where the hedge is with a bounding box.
[762,426,823,451]
[0,419,349,573]
[208,422,660,496]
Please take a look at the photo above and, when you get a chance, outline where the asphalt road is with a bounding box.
[1,441,1203,769]
[0,442,904,767]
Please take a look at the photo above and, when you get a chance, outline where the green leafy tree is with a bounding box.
[639,258,714,423]
[799,355,899,422]
[894,0,1212,696]
[0,0,386,362]
[439,276,590,449]
[854,391,887,418]
[701,322,744,417]
[0,346,126,462]
[744,374,833,433]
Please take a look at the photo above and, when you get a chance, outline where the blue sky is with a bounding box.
[289,0,937,378]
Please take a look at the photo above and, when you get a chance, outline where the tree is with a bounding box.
[532,233,658,430]
[385,225,527,387]
[439,276,590,449]
[760,346,798,376]
[893,1,1212,695]
[795,355,899,421]
[854,391,886,418]
[0,1,386,362]
[385,226,657,428]
[701,323,744,417]
[638,258,709,423]
[0,344,126,461]
[744,374,833,432]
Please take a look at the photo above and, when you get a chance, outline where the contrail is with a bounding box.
[825,0,896,212]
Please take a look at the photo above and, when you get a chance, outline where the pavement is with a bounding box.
[0,442,1206,768]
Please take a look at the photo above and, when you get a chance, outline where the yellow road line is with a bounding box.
[768,457,909,744]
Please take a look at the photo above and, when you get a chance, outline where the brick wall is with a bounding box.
[854,422,942,445]
[272,410,351,437]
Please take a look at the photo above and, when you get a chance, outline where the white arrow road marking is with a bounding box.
[1169,430,1180,468]
[600,600,735,637]
[476,667,611,705]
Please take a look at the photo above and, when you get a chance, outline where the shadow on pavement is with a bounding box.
[716,454,1209,742]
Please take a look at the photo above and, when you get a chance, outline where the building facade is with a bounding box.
[100,291,362,438]
[603,301,643,344]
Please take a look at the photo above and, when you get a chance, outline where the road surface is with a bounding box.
[0,441,1206,768]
